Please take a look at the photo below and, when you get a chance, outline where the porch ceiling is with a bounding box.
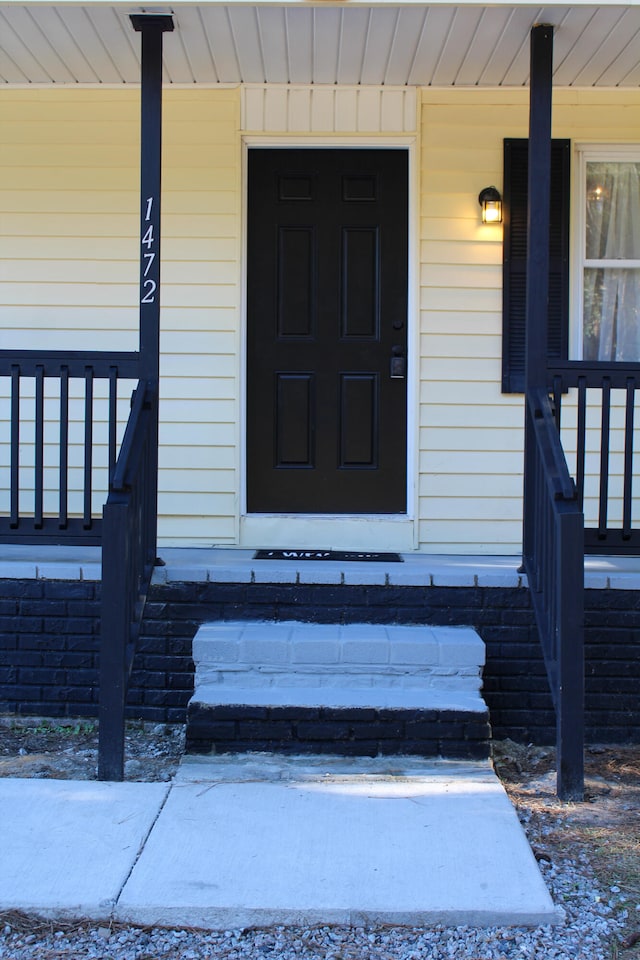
[1,3,640,87]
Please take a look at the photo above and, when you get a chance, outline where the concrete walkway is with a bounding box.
[0,755,560,929]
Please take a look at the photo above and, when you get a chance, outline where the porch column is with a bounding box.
[523,25,553,561]
[522,25,553,568]
[523,24,585,802]
[97,16,173,782]
[130,14,174,386]
[130,13,173,572]
[524,23,553,394]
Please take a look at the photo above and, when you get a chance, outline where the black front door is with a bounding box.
[247,148,408,514]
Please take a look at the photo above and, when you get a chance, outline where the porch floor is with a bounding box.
[0,754,559,929]
[0,544,638,589]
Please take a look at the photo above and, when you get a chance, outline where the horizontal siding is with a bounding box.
[418,87,640,553]
[416,87,524,551]
[3,85,640,552]
[159,90,241,544]
[0,87,240,545]
[418,519,523,551]
[423,403,522,430]
[160,446,236,471]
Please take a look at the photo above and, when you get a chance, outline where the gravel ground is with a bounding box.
[0,726,639,960]
[0,875,627,960]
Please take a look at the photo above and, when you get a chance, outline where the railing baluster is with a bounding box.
[10,365,20,528]
[34,365,44,529]
[83,366,94,529]
[576,377,586,512]
[552,375,563,430]
[622,378,635,539]
[598,378,611,539]
[533,454,542,594]
[59,366,69,529]
[108,367,118,482]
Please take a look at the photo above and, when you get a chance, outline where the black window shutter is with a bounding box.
[502,138,570,393]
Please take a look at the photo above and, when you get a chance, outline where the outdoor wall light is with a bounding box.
[478,186,502,223]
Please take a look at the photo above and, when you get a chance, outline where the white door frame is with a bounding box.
[239,133,420,552]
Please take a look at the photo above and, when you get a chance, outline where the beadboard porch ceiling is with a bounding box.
[2,3,640,87]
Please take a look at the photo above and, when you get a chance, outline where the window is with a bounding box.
[577,150,640,361]
[502,139,570,393]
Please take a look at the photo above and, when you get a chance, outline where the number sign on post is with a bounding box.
[141,197,157,305]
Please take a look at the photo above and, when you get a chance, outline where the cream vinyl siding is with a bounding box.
[418,87,640,553]
[158,91,240,545]
[0,92,139,353]
[0,88,241,545]
[3,85,640,552]
[419,89,522,552]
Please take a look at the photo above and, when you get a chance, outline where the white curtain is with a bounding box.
[584,162,640,361]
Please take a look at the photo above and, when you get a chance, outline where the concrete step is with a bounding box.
[191,621,485,691]
[187,621,491,760]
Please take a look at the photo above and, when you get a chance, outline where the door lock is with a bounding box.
[390,347,406,379]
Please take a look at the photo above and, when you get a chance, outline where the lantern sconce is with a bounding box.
[478,186,502,224]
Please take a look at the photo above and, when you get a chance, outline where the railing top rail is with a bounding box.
[528,388,577,503]
[0,350,141,379]
[111,381,156,492]
[549,360,640,390]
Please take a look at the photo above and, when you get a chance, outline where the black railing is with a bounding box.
[550,362,640,554]
[523,388,585,801]
[98,381,158,781]
[1,351,158,779]
[0,350,139,544]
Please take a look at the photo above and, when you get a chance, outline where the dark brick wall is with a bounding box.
[0,579,101,718]
[186,703,491,759]
[0,578,194,724]
[1,577,638,744]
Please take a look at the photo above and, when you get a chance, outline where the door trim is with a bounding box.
[239,135,419,550]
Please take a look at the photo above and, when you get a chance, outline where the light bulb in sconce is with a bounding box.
[478,186,502,224]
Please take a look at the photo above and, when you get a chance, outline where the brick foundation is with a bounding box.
[0,578,638,744]
[186,702,491,759]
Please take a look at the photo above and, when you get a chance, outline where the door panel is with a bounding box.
[247,148,407,514]
[276,374,314,467]
[340,374,378,467]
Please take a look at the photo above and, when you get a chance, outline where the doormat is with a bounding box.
[253,550,403,562]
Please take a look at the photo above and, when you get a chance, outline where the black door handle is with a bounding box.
[390,347,406,379]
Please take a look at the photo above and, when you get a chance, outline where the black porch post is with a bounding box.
[525,24,553,395]
[523,24,553,562]
[97,15,172,781]
[130,14,173,387]
[130,12,173,567]
[523,24,584,801]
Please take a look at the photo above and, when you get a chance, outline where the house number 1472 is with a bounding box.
[141,196,157,304]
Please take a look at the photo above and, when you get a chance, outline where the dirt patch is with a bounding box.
[0,716,185,782]
[493,739,640,959]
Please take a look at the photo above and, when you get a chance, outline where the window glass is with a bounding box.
[583,160,640,361]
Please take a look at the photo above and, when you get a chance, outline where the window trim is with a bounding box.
[573,143,640,361]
